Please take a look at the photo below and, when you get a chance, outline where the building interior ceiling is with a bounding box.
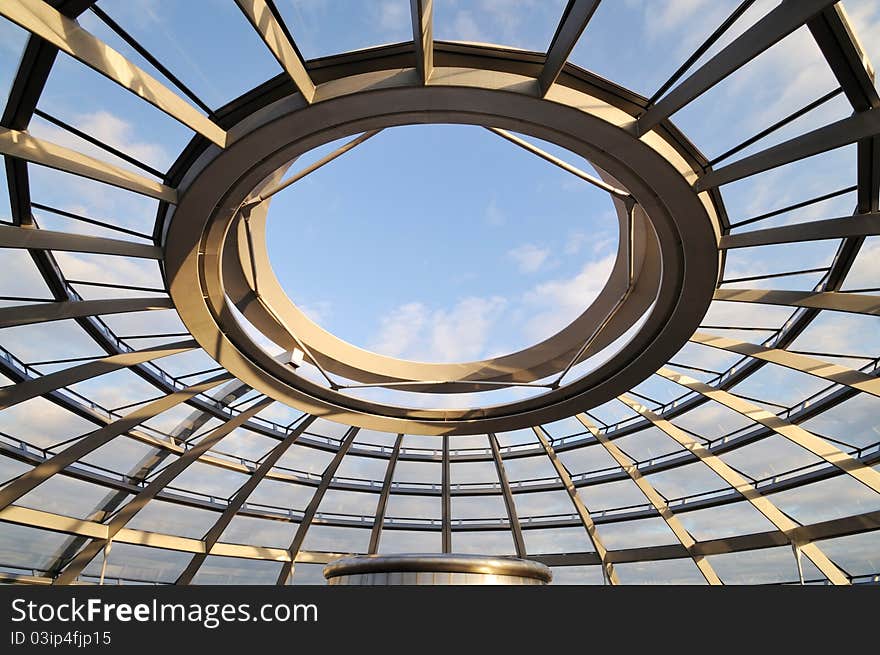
[0,0,878,585]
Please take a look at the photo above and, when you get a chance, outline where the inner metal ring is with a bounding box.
[163,65,720,435]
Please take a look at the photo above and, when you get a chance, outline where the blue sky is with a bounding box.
[1,1,880,583]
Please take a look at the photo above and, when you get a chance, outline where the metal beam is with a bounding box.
[275,427,359,584]
[53,397,276,585]
[0,127,177,202]
[688,332,880,397]
[489,433,526,558]
[441,434,451,553]
[533,426,617,584]
[410,0,433,84]
[0,375,232,512]
[0,0,226,147]
[0,224,162,258]
[0,339,197,411]
[720,211,880,248]
[695,106,880,191]
[576,414,722,585]
[538,0,601,96]
[617,394,850,584]
[0,297,174,329]
[713,287,880,316]
[234,0,315,103]
[638,0,838,135]
[656,367,880,495]
[175,414,315,584]
[368,433,402,554]
[3,504,877,574]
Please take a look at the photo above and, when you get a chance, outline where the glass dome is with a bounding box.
[0,0,878,586]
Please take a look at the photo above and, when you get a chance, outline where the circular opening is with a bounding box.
[264,124,619,363]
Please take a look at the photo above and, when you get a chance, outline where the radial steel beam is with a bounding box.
[410,0,433,84]
[234,0,315,103]
[489,433,526,558]
[713,288,880,316]
[617,394,850,584]
[0,127,177,202]
[656,367,880,495]
[0,0,226,147]
[688,332,880,397]
[368,433,402,554]
[695,107,880,191]
[53,397,276,585]
[175,414,316,584]
[638,0,838,135]
[275,427,359,584]
[533,426,617,584]
[576,414,722,585]
[0,339,197,411]
[808,3,879,213]
[0,375,232,512]
[538,0,601,96]
[0,224,162,258]
[720,211,880,248]
[0,297,174,329]
[441,434,451,553]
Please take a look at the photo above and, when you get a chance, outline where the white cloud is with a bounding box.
[484,198,505,226]
[370,296,507,362]
[31,110,168,174]
[522,254,615,341]
[377,0,408,32]
[508,243,549,273]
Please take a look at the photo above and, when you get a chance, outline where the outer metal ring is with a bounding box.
[323,553,553,583]
[164,65,720,435]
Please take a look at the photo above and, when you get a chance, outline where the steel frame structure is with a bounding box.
[0,0,877,585]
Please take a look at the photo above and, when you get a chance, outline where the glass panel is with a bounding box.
[767,476,880,525]
[452,495,507,520]
[17,475,112,519]
[557,444,618,475]
[502,455,558,481]
[434,0,567,51]
[523,527,592,554]
[512,490,571,517]
[550,565,603,585]
[615,558,708,585]
[277,0,411,59]
[800,394,880,450]
[578,478,650,512]
[450,461,497,485]
[276,444,335,474]
[597,517,679,550]
[645,462,729,500]
[677,501,776,542]
[247,479,316,510]
[191,556,283,585]
[718,435,823,481]
[377,529,441,554]
[220,515,298,549]
[169,463,248,499]
[385,494,441,520]
[300,526,371,553]
[87,0,282,109]
[126,500,219,539]
[317,490,379,517]
[0,523,74,573]
[335,454,390,481]
[0,397,97,449]
[707,545,825,584]
[451,529,516,555]
[817,530,880,578]
[81,542,191,584]
[291,562,327,585]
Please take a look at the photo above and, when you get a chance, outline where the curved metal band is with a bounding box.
[164,64,721,434]
[323,553,553,582]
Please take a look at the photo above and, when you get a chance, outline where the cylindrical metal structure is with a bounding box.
[323,554,552,585]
